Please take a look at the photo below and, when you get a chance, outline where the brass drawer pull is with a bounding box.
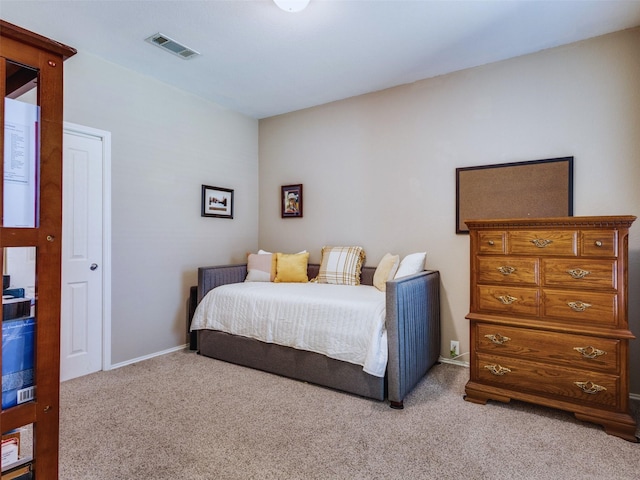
[567,268,590,279]
[484,364,511,376]
[497,266,515,275]
[488,240,495,246]
[485,334,511,345]
[573,346,606,359]
[497,295,518,305]
[530,238,553,248]
[594,240,603,247]
[567,301,591,312]
[574,381,606,394]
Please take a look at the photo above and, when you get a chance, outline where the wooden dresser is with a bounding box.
[464,216,637,442]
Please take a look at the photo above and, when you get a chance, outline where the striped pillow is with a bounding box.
[316,246,365,286]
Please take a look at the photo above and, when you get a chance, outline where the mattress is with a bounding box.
[191,282,387,376]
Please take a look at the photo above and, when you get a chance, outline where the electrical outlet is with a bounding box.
[450,340,459,358]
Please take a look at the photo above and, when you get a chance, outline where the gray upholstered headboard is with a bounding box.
[306,264,375,286]
[198,263,376,302]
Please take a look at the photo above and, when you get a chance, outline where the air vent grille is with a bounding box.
[145,33,200,60]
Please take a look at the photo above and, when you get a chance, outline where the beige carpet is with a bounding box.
[60,350,639,479]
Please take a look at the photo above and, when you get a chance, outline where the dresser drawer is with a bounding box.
[477,286,539,316]
[477,231,506,254]
[477,257,538,286]
[475,323,620,373]
[509,230,577,256]
[582,230,617,257]
[474,353,620,408]
[543,290,617,326]
[542,259,617,290]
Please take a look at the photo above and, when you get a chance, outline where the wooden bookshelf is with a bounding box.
[1,20,76,478]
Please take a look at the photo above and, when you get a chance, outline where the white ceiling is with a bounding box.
[2,1,640,119]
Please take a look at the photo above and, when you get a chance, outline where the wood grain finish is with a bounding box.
[541,258,616,289]
[1,19,76,477]
[464,216,637,442]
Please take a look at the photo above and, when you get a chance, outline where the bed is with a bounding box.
[193,263,440,408]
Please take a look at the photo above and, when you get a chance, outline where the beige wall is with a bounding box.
[259,28,640,393]
[63,52,259,365]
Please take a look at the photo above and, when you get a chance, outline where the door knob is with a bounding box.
[90,263,99,271]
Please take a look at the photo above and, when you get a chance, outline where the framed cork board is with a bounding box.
[456,157,573,233]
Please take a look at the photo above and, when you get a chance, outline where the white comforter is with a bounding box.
[190,282,388,377]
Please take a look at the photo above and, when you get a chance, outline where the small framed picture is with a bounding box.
[281,184,303,218]
[201,185,234,219]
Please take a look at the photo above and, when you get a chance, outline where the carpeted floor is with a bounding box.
[59,350,639,479]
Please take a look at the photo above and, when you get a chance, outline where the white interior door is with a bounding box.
[60,126,110,381]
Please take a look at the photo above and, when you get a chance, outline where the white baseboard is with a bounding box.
[108,349,640,399]
[438,356,469,367]
[108,344,188,370]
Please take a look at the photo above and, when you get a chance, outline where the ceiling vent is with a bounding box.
[145,33,200,60]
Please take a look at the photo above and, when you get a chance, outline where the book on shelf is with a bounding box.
[1,436,19,469]
[1,462,32,480]
[1,317,36,410]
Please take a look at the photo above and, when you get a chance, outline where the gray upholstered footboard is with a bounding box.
[386,270,441,407]
[194,264,440,406]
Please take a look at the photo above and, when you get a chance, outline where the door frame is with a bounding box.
[63,122,112,372]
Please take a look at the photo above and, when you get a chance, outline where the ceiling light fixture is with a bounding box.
[273,0,310,13]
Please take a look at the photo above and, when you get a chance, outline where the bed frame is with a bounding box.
[196,264,440,408]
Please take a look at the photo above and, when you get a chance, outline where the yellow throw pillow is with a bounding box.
[274,252,310,283]
[373,253,400,291]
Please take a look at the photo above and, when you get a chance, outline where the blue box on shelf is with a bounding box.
[2,317,36,410]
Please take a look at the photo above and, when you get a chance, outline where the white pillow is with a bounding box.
[394,252,426,279]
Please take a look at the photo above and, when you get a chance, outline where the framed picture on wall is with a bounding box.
[281,184,303,218]
[201,185,234,219]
